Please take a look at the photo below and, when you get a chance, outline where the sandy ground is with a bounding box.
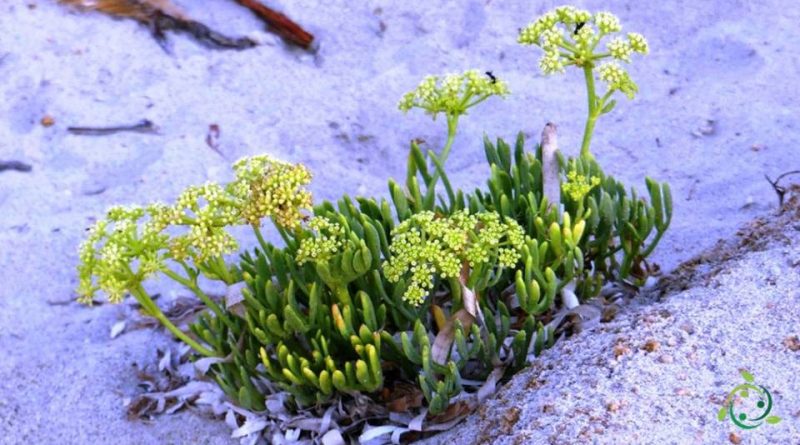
[0,0,797,444]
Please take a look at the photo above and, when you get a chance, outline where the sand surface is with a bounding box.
[0,0,798,444]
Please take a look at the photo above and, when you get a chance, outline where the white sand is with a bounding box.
[0,0,798,443]
[423,205,800,444]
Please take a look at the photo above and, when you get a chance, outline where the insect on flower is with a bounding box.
[485,71,497,84]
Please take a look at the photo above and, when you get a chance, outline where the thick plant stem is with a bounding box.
[161,268,235,330]
[580,65,598,159]
[253,225,270,253]
[131,285,216,357]
[423,115,459,206]
[440,115,459,164]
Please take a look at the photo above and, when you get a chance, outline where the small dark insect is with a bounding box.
[574,21,586,35]
[485,71,497,84]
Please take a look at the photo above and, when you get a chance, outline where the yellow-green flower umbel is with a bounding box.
[230,155,312,229]
[562,170,601,202]
[383,211,524,306]
[397,70,509,211]
[76,155,313,357]
[398,69,509,120]
[518,6,649,157]
[78,155,313,303]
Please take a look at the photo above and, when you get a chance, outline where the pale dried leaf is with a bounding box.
[432,309,474,365]
[561,282,579,309]
[461,280,479,319]
[194,356,228,374]
[408,408,427,431]
[319,405,335,434]
[320,429,344,445]
[287,416,327,432]
[360,425,404,443]
[477,367,504,402]
[165,400,186,414]
[110,320,127,339]
[226,282,248,318]
[285,428,301,441]
[225,409,238,429]
[231,417,269,439]
[391,429,408,444]
[158,348,172,372]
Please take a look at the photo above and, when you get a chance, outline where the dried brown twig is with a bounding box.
[58,0,256,50]
[0,160,32,173]
[765,170,800,207]
[59,0,315,51]
[67,119,159,136]
[234,0,315,50]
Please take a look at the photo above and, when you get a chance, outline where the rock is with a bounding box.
[783,335,800,352]
[643,339,660,353]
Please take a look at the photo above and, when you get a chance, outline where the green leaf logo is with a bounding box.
[719,370,781,430]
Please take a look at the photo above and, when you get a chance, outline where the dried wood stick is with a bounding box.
[58,0,256,50]
[234,0,314,49]
[541,122,561,212]
[67,119,159,136]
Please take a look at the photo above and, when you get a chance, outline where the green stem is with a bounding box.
[253,225,270,253]
[440,115,459,167]
[275,225,297,250]
[130,285,216,357]
[580,65,598,159]
[423,115,459,208]
[162,267,234,330]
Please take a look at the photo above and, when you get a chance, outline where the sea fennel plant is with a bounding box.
[75,5,672,438]
[518,5,649,158]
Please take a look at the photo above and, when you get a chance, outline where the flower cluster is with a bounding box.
[562,170,601,202]
[77,155,313,304]
[606,32,649,63]
[518,6,591,58]
[627,32,649,54]
[597,62,638,99]
[383,211,524,306]
[295,217,347,265]
[607,38,632,62]
[165,183,240,262]
[594,11,621,34]
[77,206,168,304]
[518,6,648,97]
[397,69,509,119]
[230,155,313,229]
